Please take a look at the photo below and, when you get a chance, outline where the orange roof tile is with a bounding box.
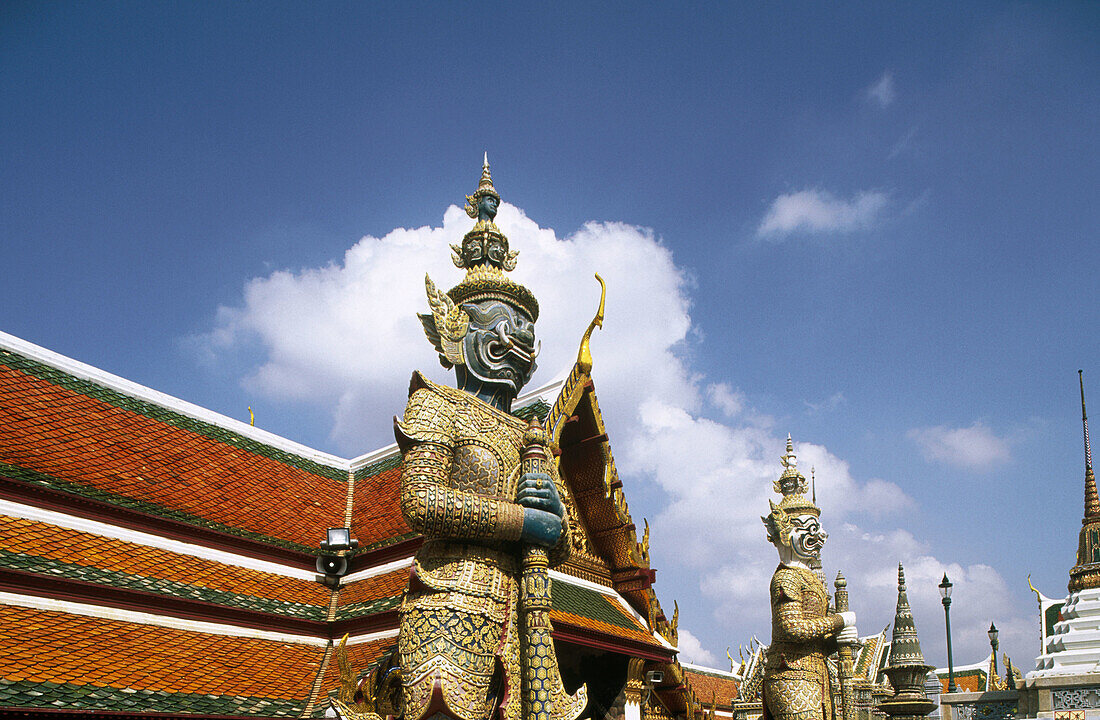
[0,515,331,617]
[936,669,987,693]
[336,568,409,619]
[550,607,664,650]
[683,668,740,708]
[0,604,323,712]
[0,358,348,550]
[351,463,410,549]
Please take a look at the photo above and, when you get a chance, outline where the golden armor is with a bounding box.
[395,372,572,720]
[763,565,844,720]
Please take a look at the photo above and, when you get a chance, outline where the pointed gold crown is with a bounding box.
[464,152,501,216]
[420,157,539,367]
[772,434,820,517]
[762,435,821,548]
[447,154,538,321]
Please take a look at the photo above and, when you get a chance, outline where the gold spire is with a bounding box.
[1081,371,1099,520]
[776,434,810,498]
[1069,371,1100,591]
[479,151,493,190]
[464,152,501,219]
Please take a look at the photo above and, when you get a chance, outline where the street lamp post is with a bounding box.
[988,622,999,690]
[939,574,957,693]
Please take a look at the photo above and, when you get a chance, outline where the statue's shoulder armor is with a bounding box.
[395,372,457,451]
[770,565,810,603]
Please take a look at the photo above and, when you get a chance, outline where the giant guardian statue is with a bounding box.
[761,438,857,720]
[365,158,587,720]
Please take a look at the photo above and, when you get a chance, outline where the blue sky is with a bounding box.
[2,2,1099,670]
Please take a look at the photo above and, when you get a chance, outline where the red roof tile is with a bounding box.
[337,568,410,611]
[0,515,331,613]
[351,464,410,548]
[0,604,323,701]
[683,668,740,708]
[0,361,348,549]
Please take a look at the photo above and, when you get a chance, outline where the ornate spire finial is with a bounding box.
[480,152,492,187]
[1072,371,1100,591]
[464,153,501,222]
[776,434,808,498]
[811,466,816,504]
[879,564,936,717]
[1080,370,1099,522]
[763,435,820,546]
[1082,370,1092,473]
[434,156,535,321]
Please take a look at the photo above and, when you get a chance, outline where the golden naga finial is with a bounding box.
[1027,573,1043,603]
[248,406,254,426]
[335,634,356,704]
[577,273,606,374]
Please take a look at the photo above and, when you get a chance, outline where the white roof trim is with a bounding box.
[349,443,400,471]
[341,556,414,585]
[682,662,740,679]
[346,628,399,645]
[0,499,318,580]
[933,653,994,675]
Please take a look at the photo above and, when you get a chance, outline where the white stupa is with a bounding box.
[1020,372,1100,717]
[1031,372,1100,676]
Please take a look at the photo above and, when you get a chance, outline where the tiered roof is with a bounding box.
[0,330,679,717]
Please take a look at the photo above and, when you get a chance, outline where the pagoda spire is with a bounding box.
[878,564,935,720]
[1069,371,1100,591]
[888,564,928,669]
[1082,370,1097,519]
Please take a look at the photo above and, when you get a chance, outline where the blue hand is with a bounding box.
[515,472,565,518]
[521,508,562,547]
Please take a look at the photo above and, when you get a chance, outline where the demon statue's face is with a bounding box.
[484,234,509,266]
[788,514,828,562]
[477,194,499,223]
[461,299,537,400]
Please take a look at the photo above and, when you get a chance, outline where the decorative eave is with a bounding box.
[546,357,677,649]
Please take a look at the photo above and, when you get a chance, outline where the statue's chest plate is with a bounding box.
[801,580,827,617]
[450,406,522,496]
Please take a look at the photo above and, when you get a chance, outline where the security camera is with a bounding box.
[646,670,664,684]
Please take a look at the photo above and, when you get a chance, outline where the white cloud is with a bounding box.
[201,204,695,449]
[866,71,896,108]
[707,383,745,418]
[677,628,719,666]
[908,422,1011,470]
[201,201,1028,670]
[805,392,846,414]
[757,189,888,237]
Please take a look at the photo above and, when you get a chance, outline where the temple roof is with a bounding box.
[681,664,741,714]
[0,329,678,715]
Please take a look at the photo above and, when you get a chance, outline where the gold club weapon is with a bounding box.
[520,419,587,720]
[834,571,856,720]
